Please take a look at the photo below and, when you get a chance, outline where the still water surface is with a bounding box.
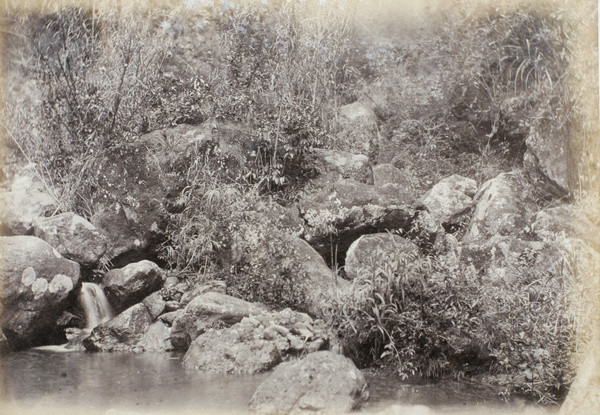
[0,350,559,415]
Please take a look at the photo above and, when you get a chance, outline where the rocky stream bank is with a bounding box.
[1,104,598,414]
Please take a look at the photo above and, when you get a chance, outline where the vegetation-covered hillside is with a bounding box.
[1,0,598,408]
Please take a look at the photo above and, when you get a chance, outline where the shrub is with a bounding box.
[333,246,572,404]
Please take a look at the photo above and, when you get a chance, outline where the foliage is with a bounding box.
[3,8,173,214]
[200,0,363,191]
[361,7,573,191]
[1,2,588,405]
[159,138,308,309]
[333,244,572,404]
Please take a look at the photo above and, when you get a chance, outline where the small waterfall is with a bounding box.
[80,282,114,330]
[34,282,114,352]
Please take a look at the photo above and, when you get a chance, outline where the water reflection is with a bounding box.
[1,350,268,414]
[0,351,559,415]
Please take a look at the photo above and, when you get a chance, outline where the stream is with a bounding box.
[0,349,559,415]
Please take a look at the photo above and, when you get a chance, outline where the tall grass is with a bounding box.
[2,6,174,214]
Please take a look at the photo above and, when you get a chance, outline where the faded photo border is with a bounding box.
[0,0,598,414]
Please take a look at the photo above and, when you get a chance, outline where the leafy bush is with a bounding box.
[361,6,573,191]
[333,246,572,403]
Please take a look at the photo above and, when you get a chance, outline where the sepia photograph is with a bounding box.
[0,0,598,414]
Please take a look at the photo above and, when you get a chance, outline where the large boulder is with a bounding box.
[225,209,348,317]
[90,120,252,266]
[82,303,152,352]
[101,260,163,313]
[33,212,107,267]
[249,350,369,414]
[300,179,416,265]
[461,236,563,285]
[463,172,532,242]
[170,292,267,351]
[88,124,208,266]
[345,233,422,280]
[182,308,329,374]
[419,174,477,226]
[288,237,349,315]
[0,236,80,350]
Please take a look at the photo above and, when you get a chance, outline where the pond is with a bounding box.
[0,350,559,415]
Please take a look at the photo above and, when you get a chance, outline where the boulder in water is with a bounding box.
[182,308,329,374]
[83,303,152,352]
[249,350,369,414]
[33,212,107,267]
[0,235,80,350]
[136,320,173,352]
[170,292,267,351]
[102,260,163,313]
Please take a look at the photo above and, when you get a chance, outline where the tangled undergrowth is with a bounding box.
[333,245,572,404]
[1,0,597,407]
